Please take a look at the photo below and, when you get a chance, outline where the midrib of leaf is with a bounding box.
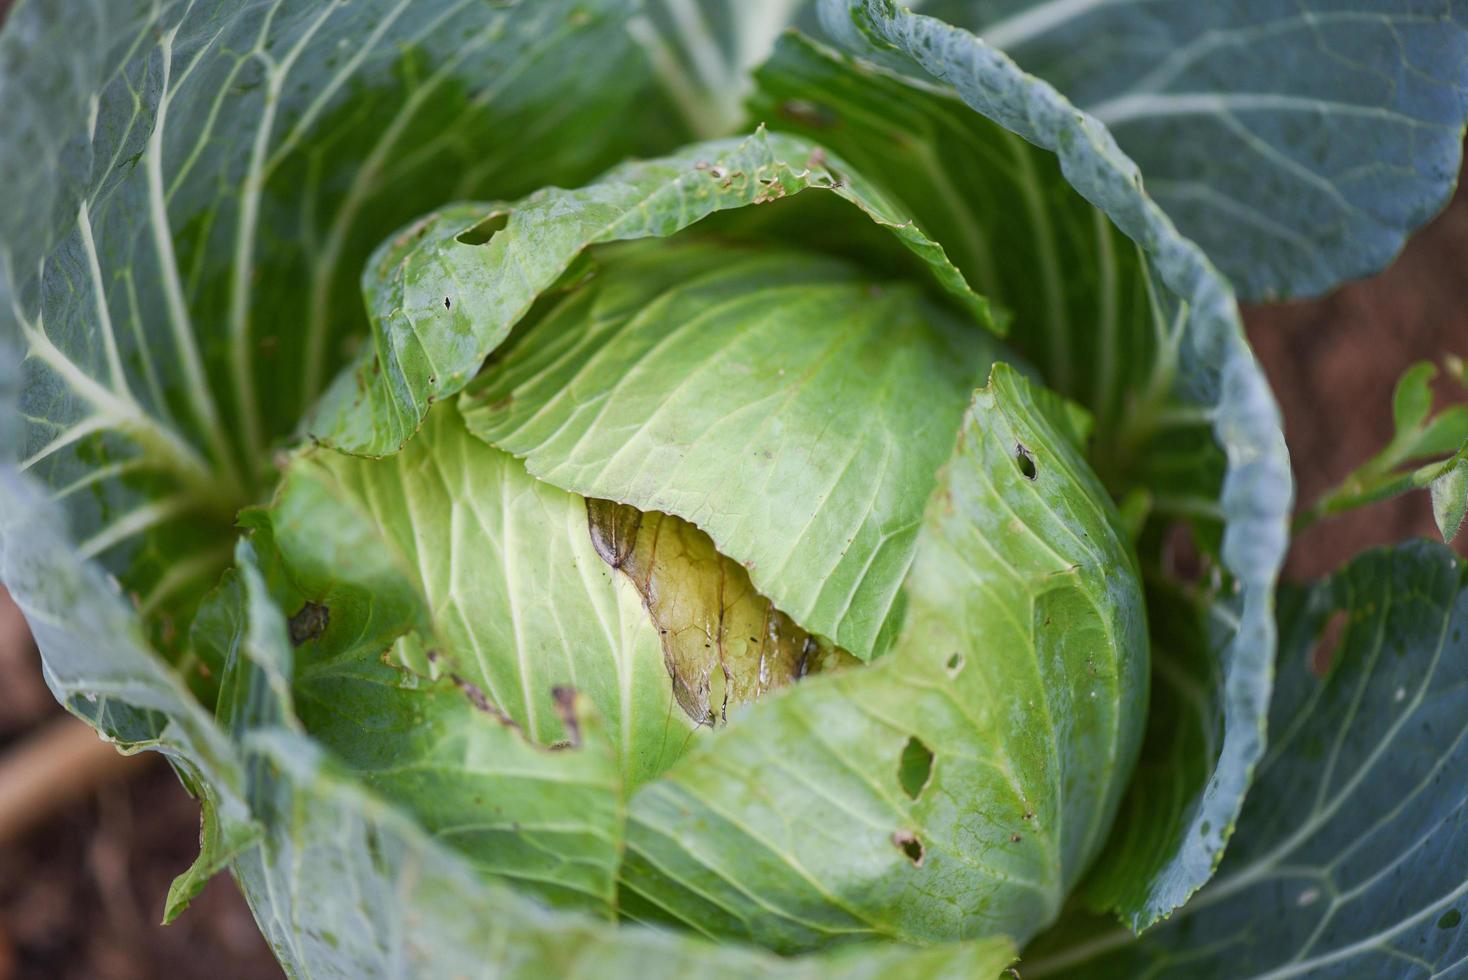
[498,444,540,737]
[14,302,224,506]
[229,0,348,476]
[1093,91,1435,130]
[75,200,127,395]
[978,0,1115,51]
[145,24,243,492]
[1107,10,1454,101]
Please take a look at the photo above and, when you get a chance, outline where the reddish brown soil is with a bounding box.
[1247,176,1468,579]
[0,150,1465,980]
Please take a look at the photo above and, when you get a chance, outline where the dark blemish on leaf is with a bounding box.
[779,99,839,129]
[288,602,329,646]
[455,210,510,246]
[586,498,641,569]
[898,736,934,800]
[1010,833,1022,843]
[444,296,451,309]
[551,685,582,748]
[1014,443,1038,480]
[1310,610,1348,677]
[945,652,963,675]
[1023,810,1035,821]
[450,672,521,731]
[892,831,925,866]
[1439,908,1462,929]
[1161,521,1206,584]
[796,636,818,678]
[708,166,727,180]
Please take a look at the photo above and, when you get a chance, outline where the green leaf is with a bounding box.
[179,518,1024,976]
[1431,458,1468,542]
[237,731,1017,979]
[3,0,680,649]
[311,127,997,458]
[902,0,1468,301]
[195,533,633,915]
[759,16,1291,929]
[460,239,1002,661]
[0,468,259,920]
[618,365,1147,952]
[260,404,693,790]
[1299,360,1468,530]
[1392,362,1439,436]
[1023,542,1468,978]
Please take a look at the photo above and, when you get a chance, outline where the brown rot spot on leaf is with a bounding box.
[898,736,934,800]
[1014,443,1038,480]
[892,830,925,866]
[778,99,839,129]
[1309,609,1349,678]
[586,498,857,727]
[1161,521,1208,585]
[455,210,510,246]
[288,601,329,646]
[550,685,582,748]
[450,672,521,731]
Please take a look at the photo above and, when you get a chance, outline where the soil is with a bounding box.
[0,151,1465,980]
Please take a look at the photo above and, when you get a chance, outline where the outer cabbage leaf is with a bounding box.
[0,0,679,649]
[794,9,1292,929]
[618,365,1147,952]
[196,524,632,916]
[261,404,692,789]
[0,448,1019,976]
[309,127,997,457]
[461,239,1003,661]
[909,0,1468,301]
[1024,541,1468,978]
[215,529,1023,978]
[0,469,257,920]
[237,727,1019,979]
